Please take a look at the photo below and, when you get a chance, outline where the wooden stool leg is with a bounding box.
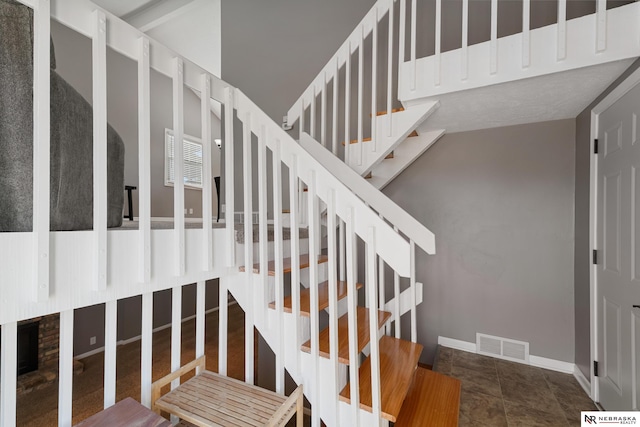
[296,389,303,425]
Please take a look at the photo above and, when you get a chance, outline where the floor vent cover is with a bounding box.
[476,333,529,363]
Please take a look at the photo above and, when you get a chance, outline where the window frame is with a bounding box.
[164,128,204,191]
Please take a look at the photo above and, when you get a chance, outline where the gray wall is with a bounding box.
[385,119,576,363]
[574,58,640,381]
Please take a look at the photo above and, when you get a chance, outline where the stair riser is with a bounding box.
[235,238,309,267]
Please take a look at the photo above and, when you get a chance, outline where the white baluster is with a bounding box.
[58,310,74,427]
[307,170,321,427]
[399,0,406,89]
[196,281,206,370]
[321,72,327,147]
[289,154,302,376]
[358,26,364,166]
[345,41,352,165]
[462,0,469,79]
[219,279,228,376]
[346,208,360,425]
[93,10,108,290]
[410,240,417,342]
[327,190,340,421]
[104,300,117,408]
[224,87,235,267]
[393,228,401,339]
[273,140,285,394]
[367,227,382,423]
[371,6,378,153]
[258,126,269,325]
[310,85,316,139]
[389,0,397,135]
[0,322,17,427]
[141,292,153,407]
[33,0,50,301]
[242,112,255,385]
[435,0,442,86]
[138,37,151,283]
[490,0,498,74]
[410,0,417,91]
[171,287,182,391]
[201,74,213,271]
[173,58,185,276]
[596,0,607,52]
[522,0,530,68]
[332,58,339,156]
[557,0,567,60]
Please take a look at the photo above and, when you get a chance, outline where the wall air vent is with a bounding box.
[476,333,529,364]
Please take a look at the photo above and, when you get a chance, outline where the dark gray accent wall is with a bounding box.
[574,58,640,381]
[384,119,576,363]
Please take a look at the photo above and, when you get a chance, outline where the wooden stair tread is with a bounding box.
[408,130,419,137]
[339,335,423,422]
[341,137,373,146]
[395,367,461,427]
[268,280,364,316]
[385,152,394,159]
[239,254,329,276]
[374,107,405,116]
[301,306,392,364]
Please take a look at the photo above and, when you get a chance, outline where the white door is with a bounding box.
[597,81,640,410]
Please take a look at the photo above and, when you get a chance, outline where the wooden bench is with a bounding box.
[151,356,303,426]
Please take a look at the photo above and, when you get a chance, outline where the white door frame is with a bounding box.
[589,65,640,403]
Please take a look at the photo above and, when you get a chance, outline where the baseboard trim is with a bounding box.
[76,303,236,360]
[438,336,477,353]
[438,336,575,374]
[573,365,592,398]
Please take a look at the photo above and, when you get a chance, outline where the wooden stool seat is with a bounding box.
[152,357,303,426]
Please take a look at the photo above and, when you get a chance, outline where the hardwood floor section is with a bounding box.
[239,254,329,276]
[394,367,461,427]
[15,302,247,427]
[339,335,423,422]
[300,307,391,364]
[268,280,363,316]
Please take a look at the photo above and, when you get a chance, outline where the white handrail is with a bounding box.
[300,134,435,255]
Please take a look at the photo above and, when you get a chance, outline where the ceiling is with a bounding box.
[419,59,636,134]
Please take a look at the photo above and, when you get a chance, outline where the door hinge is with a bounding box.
[594,360,599,377]
[593,249,598,265]
[594,139,599,154]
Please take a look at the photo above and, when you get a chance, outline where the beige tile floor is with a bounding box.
[433,346,598,427]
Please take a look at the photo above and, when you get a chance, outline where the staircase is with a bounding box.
[273,0,640,425]
[287,0,640,189]
[2,0,638,426]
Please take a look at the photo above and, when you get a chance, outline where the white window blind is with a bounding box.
[165,129,203,189]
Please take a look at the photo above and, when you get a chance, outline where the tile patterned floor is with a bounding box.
[433,347,598,427]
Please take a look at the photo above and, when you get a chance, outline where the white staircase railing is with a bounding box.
[0,1,433,426]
